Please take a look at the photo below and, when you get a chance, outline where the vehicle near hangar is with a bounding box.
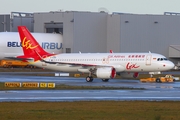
[140,74,179,83]
[0,60,35,68]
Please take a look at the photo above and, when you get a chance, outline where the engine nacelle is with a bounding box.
[96,67,116,79]
[120,72,139,79]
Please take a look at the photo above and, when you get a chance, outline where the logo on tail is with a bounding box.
[22,37,38,49]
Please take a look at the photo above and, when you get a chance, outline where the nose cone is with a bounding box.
[164,61,175,70]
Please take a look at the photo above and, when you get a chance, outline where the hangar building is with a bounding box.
[32,11,180,64]
[1,11,180,64]
[0,12,33,32]
[0,14,10,32]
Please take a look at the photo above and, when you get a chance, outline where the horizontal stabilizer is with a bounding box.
[5,57,34,61]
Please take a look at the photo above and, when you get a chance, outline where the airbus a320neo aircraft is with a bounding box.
[16,26,175,82]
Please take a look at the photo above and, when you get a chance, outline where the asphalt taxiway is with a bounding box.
[0,72,180,101]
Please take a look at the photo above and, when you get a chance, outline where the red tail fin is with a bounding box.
[18,26,54,61]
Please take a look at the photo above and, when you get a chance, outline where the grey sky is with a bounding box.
[0,0,180,14]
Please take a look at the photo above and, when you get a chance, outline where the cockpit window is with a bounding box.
[157,58,168,61]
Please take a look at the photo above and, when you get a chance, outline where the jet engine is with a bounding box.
[120,72,139,79]
[96,67,116,79]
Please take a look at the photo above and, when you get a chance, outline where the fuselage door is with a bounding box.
[146,55,152,65]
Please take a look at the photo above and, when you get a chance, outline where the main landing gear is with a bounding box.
[86,69,94,82]
[86,76,93,82]
[85,69,109,82]
[86,76,109,82]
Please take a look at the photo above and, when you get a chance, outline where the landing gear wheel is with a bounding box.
[156,78,161,83]
[86,76,93,82]
[102,79,109,82]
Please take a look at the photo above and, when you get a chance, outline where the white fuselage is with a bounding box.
[0,32,63,59]
[30,53,175,73]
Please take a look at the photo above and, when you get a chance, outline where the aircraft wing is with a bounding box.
[41,59,125,72]
[41,59,103,66]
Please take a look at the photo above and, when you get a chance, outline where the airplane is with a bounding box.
[16,26,175,82]
[0,32,63,60]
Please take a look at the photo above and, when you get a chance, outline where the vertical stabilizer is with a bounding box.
[18,26,54,61]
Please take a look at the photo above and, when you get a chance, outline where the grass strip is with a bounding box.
[0,101,180,120]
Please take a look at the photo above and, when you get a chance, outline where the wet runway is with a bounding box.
[0,72,180,101]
